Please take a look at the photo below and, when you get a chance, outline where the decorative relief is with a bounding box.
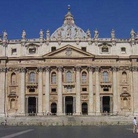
[8,67,19,72]
[65,47,72,56]
[81,95,88,101]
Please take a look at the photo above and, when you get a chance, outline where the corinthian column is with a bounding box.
[38,67,43,115]
[88,66,94,115]
[95,67,100,115]
[76,66,81,115]
[112,67,118,114]
[45,66,50,113]
[20,67,26,115]
[57,66,63,115]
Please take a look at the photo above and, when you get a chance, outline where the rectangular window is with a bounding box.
[51,47,56,52]
[81,47,86,52]
[82,88,87,92]
[11,48,17,55]
[51,88,56,92]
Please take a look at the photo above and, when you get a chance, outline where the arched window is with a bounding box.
[51,72,56,84]
[51,103,57,115]
[103,71,108,82]
[66,71,72,83]
[29,72,35,83]
[82,102,88,115]
[122,72,127,82]
[11,73,16,85]
[82,71,87,83]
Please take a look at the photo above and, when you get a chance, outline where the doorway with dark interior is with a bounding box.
[102,96,110,114]
[65,96,73,115]
[28,97,36,116]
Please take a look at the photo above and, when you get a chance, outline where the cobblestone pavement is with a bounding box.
[0,125,137,138]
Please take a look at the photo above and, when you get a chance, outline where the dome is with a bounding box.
[51,6,87,40]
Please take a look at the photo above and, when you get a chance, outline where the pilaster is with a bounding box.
[45,66,50,113]
[88,66,94,115]
[37,67,43,115]
[75,66,81,115]
[57,66,63,115]
[95,66,100,115]
[19,67,26,115]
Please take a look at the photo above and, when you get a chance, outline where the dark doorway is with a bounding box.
[82,102,88,115]
[102,96,110,113]
[28,97,36,115]
[51,103,57,115]
[65,96,73,115]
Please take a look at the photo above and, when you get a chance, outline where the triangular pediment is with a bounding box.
[43,45,95,58]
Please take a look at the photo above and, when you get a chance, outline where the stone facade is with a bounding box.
[0,7,138,117]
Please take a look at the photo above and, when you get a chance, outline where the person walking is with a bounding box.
[133,117,137,133]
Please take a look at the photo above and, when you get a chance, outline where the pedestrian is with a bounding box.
[133,117,137,133]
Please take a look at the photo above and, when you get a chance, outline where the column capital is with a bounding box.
[0,67,7,72]
[57,66,63,72]
[19,67,26,73]
[37,67,44,72]
[95,66,100,72]
[112,66,118,72]
[75,66,81,72]
[88,66,94,72]
[44,66,50,72]
[130,66,138,72]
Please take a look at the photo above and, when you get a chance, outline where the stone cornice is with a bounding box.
[95,55,119,59]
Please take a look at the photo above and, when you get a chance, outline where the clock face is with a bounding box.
[66,48,72,56]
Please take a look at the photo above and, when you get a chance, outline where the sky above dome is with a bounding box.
[0,0,138,39]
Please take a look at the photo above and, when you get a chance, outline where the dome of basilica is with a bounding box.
[51,6,87,40]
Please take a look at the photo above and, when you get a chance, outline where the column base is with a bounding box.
[57,112,64,116]
[95,112,101,116]
[88,112,95,115]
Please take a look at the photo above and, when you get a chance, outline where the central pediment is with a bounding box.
[43,45,95,58]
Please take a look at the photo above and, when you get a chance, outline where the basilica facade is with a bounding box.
[0,7,138,117]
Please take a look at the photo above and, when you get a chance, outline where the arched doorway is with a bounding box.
[65,96,73,115]
[82,102,88,115]
[51,103,57,115]
[28,97,36,115]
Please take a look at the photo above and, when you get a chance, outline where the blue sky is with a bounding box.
[0,0,138,39]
